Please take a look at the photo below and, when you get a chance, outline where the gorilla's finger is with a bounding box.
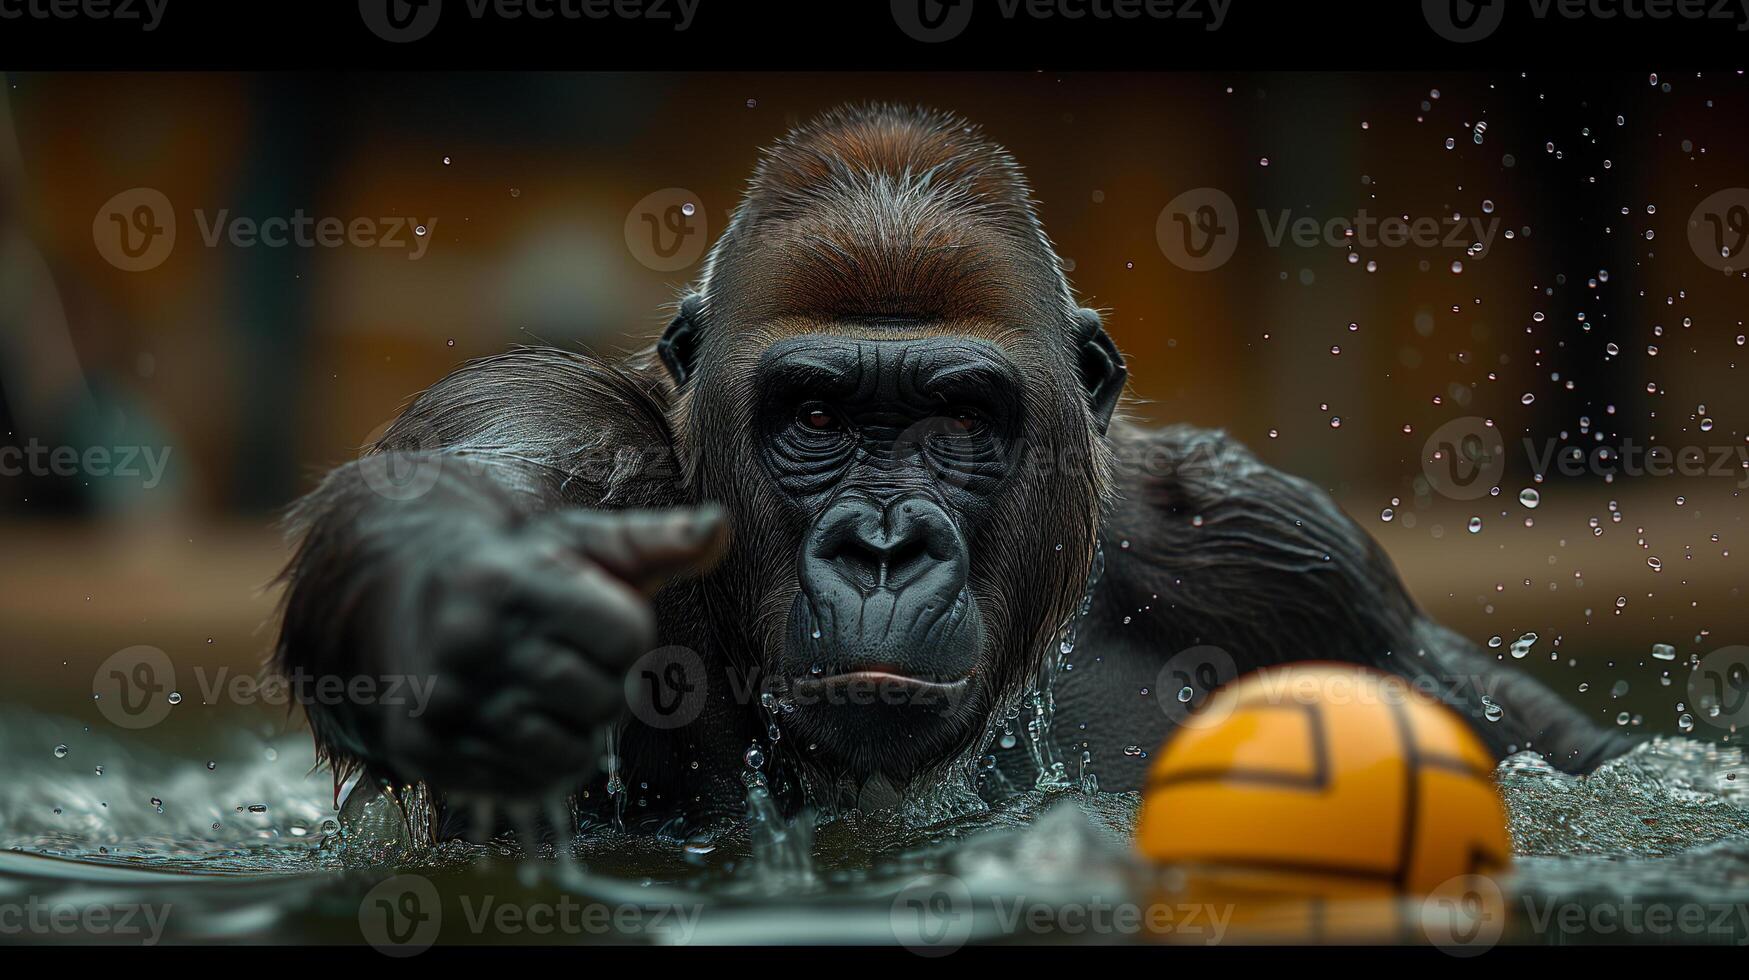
[539,505,728,594]
[507,562,656,667]
[506,638,625,723]
[447,717,592,794]
[495,713,601,783]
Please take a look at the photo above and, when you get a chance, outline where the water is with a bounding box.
[3,701,1747,946]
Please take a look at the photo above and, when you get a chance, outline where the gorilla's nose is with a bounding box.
[808,495,965,593]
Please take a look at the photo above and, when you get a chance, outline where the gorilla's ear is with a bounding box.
[657,294,705,387]
[1073,308,1126,434]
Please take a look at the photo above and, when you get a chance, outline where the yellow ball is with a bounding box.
[1138,663,1511,905]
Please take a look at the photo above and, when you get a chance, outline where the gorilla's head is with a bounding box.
[660,105,1125,785]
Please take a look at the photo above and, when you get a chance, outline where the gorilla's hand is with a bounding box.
[377,505,726,798]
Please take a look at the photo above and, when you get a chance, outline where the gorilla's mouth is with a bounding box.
[781,588,984,700]
[777,583,987,781]
[789,669,972,700]
[773,492,990,779]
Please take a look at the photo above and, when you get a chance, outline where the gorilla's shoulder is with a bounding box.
[1100,422,1417,650]
[1107,422,1342,528]
[374,346,683,509]
[384,347,671,449]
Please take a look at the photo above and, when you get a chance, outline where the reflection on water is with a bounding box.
[2,706,1746,946]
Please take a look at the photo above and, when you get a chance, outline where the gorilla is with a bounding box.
[275,104,1633,835]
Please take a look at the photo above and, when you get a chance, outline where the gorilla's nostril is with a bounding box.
[882,537,931,589]
[827,539,884,590]
[810,495,964,593]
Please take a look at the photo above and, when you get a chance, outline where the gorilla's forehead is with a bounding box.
[714,214,1068,329]
[752,333,1025,400]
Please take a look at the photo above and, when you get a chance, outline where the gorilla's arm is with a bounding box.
[273,348,698,794]
[1087,423,1634,778]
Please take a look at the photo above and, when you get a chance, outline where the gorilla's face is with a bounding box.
[671,109,1122,788]
[753,334,1017,777]
[666,321,1109,788]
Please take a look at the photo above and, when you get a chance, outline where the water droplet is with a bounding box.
[1519,488,1540,509]
[53,744,68,759]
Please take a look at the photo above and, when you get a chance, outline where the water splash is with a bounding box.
[1024,541,1105,792]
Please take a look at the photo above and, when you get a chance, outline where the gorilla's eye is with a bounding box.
[941,408,987,436]
[796,404,842,433]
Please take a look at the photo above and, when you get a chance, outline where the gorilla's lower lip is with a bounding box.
[801,672,965,689]
[793,671,970,695]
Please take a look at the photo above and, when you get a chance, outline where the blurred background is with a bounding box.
[0,71,1743,761]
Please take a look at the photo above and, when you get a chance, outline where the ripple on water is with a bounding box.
[3,706,1746,944]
